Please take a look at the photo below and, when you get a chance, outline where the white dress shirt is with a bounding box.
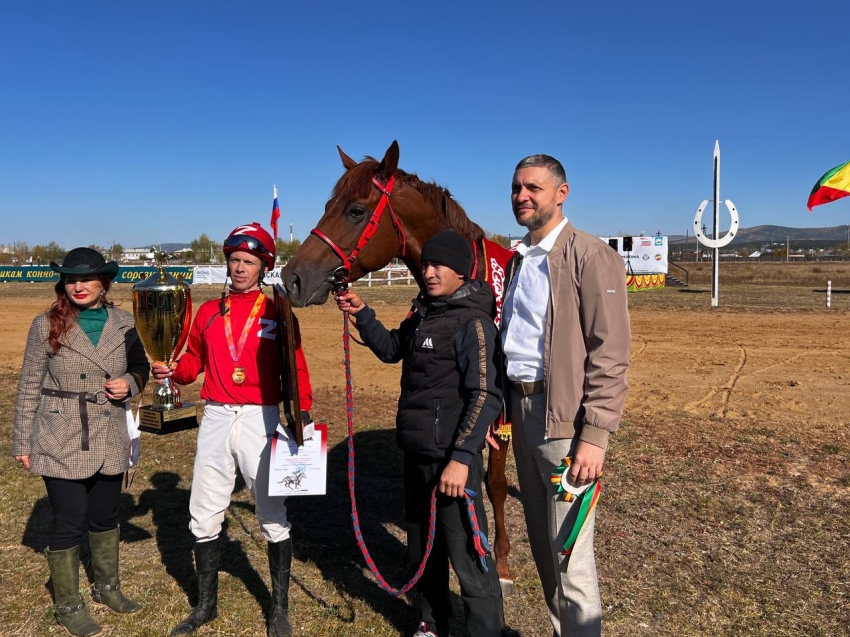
[501,217,569,382]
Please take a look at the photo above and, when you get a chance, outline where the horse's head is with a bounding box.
[283,140,487,306]
[282,140,412,306]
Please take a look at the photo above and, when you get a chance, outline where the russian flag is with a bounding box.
[270,185,281,239]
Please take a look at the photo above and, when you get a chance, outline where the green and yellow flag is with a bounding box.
[808,161,850,211]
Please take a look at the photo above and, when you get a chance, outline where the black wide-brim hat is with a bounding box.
[50,247,119,280]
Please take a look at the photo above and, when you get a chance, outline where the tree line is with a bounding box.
[1,231,510,267]
[0,236,303,266]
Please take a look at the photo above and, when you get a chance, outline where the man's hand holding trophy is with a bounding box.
[133,250,198,433]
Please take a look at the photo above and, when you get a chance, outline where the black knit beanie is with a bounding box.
[420,230,473,277]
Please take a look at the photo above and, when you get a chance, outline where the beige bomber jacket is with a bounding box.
[503,222,630,449]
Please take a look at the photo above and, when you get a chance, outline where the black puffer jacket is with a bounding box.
[353,280,502,464]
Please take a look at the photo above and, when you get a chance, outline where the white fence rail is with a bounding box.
[191,265,414,286]
[350,266,414,287]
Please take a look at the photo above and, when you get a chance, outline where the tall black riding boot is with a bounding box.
[267,538,293,637]
[170,539,220,636]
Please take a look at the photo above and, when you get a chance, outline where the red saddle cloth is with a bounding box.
[475,238,514,327]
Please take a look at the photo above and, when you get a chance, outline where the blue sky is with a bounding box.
[2,1,849,249]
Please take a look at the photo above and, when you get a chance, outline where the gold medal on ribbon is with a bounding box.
[223,293,266,388]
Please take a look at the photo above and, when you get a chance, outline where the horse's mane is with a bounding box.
[332,157,485,243]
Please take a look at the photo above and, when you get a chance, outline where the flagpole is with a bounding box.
[271,184,280,240]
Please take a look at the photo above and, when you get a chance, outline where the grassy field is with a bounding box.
[668,260,850,288]
[1,265,848,636]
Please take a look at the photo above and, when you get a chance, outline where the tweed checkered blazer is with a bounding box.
[12,307,150,480]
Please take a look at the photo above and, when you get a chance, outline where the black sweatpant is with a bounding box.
[43,472,123,550]
[405,452,504,637]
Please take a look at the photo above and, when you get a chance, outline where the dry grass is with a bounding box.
[673,261,850,288]
[1,268,848,636]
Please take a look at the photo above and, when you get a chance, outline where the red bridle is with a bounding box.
[310,175,407,286]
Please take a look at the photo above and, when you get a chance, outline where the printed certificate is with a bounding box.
[269,423,328,496]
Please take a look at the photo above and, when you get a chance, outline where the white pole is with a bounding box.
[711,140,720,307]
[388,269,392,286]
[827,280,832,309]
[368,271,373,288]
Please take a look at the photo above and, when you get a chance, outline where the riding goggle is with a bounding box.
[224,234,273,256]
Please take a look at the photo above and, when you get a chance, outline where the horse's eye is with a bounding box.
[346,204,366,220]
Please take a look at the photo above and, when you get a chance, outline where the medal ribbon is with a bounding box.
[551,456,602,556]
[560,480,601,556]
[224,293,266,365]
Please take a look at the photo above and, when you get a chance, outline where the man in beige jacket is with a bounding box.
[501,154,630,637]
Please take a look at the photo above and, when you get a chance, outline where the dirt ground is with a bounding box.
[3,285,848,431]
[1,282,848,637]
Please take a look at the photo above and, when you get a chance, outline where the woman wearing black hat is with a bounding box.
[12,247,149,637]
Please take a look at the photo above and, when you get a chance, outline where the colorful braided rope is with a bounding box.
[463,488,491,572]
[342,311,492,595]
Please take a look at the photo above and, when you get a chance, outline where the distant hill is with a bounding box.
[668,225,850,244]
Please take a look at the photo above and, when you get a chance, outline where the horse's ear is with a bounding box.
[337,146,358,171]
[377,140,400,181]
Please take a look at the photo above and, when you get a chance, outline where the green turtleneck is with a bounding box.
[77,306,108,346]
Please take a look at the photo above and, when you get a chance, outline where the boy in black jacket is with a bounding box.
[334,231,505,637]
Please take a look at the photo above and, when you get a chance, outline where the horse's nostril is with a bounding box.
[285,273,301,297]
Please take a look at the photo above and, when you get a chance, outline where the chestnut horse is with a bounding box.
[282,140,514,591]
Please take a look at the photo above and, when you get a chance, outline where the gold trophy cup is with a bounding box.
[133,254,198,433]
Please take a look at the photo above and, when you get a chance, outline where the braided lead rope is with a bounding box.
[463,488,491,572]
[343,310,435,596]
[342,311,493,594]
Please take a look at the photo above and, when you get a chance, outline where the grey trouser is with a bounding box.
[511,390,602,637]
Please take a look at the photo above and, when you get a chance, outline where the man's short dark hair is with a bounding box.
[515,154,567,186]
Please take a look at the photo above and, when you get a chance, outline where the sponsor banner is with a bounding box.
[600,236,668,274]
[115,267,195,283]
[191,266,287,285]
[265,267,284,285]
[190,266,284,285]
[0,266,59,282]
[192,266,227,285]
[0,266,195,283]
[626,273,666,292]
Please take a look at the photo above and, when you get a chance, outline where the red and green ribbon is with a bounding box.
[551,456,602,556]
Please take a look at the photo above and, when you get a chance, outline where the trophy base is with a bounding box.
[139,404,199,434]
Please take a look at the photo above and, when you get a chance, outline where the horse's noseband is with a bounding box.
[310,175,407,286]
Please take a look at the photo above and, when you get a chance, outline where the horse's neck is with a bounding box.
[400,252,426,289]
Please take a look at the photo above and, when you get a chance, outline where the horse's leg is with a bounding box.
[485,440,513,595]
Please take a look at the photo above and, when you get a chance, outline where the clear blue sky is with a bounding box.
[2,1,849,249]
